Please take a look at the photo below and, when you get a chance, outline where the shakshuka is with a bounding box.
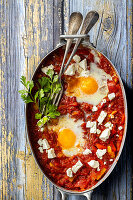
[27,45,125,191]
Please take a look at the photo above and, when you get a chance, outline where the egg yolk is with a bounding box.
[79,77,98,94]
[58,129,76,149]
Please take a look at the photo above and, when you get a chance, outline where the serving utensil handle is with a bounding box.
[83,191,93,200]
[58,189,93,200]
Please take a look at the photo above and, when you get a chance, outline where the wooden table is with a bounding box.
[0,0,132,199]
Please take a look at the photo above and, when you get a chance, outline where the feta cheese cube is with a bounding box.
[79,59,87,70]
[72,160,83,173]
[97,111,107,125]
[90,121,97,133]
[96,129,101,135]
[47,148,56,159]
[118,126,123,130]
[99,128,111,141]
[38,139,43,146]
[94,56,100,64]
[66,168,73,177]
[83,149,92,155]
[104,161,107,165]
[96,149,107,159]
[42,139,50,150]
[101,99,106,105]
[41,64,54,74]
[108,93,115,101]
[64,64,75,76]
[97,166,100,171]
[92,106,98,112]
[110,159,113,162]
[88,160,99,169]
[38,146,43,153]
[110,114,114,119]
[116,134,119,137]
[73,55,81,63]
[104,122,113,130]
[86,121,97,133]
[40,127,44,132]
[86,121,92,128]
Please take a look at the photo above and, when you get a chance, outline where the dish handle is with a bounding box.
[58,189,93,200]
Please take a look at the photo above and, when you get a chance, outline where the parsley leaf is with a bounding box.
[20,94,33,103]
[35,113,42,119]
[19,68,61,128]
[46,69,54,79]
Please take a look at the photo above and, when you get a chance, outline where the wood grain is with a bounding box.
[0,0,132,199]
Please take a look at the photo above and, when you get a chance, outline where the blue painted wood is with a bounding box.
[0,0,132,199]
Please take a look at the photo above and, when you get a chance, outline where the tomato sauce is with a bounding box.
[26,45,125,191]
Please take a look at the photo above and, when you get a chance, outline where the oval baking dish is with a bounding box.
[26,42,127,199]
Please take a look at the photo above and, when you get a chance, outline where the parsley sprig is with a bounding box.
[19,69,61,127]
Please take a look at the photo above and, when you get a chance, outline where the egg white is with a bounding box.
[66,62,112,106]
[48,115,85,157]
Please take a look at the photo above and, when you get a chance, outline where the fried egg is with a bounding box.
[65,63,112,105]
[48,115,85,157]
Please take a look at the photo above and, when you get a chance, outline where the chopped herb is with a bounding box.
[19,68,61,127]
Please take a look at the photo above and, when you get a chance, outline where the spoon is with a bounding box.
[54,11,99,106]
[52,12,83,104]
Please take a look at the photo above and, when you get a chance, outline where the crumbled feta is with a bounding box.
[92,106,98,112]
[38,146,43,153]
[83,149,92,155]
[116,134,119,137]
[66,168,73,178]
[38,139,43,146]
[110,159,113,162]
[104,161,107,165]
[73,55,81,63]
[40,127,44,132]
[99,128,111,141]
[101,99,106,105]
[88,160,99,169]
[64,64,75,76]
[94,56,100,64]
[96,129,101,135]
[96,149,107,159]
[41,64,54,74]
[104,122,113,130]
[97,111,107,125]
[86,121,92,128]
[38,138,50,150]
[90,121,97,133]
[110,114,114,119]
[86,121,97,133]
[79,59,87,70]
[97,166,100,171]
[108,93,115,101]
[72,160,83,173]
[42,139,50,150]
[118,126,123,130]
[47,148,56,159]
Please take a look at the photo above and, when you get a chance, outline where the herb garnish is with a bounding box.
[19,69,61,127]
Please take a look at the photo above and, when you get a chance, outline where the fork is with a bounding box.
[52,12,83,104]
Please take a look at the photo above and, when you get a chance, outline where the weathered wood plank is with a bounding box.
[0,0,132,199]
